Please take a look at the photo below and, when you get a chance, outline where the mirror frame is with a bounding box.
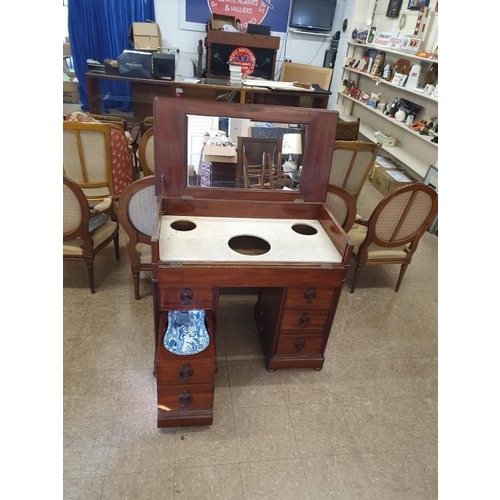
[153,98,338,202]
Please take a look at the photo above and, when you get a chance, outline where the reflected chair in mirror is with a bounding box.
[63,175,120,294]
[265,152,293,190]
[329,140,381,202]
[138,127,155,177]
[324,183,357,232]
[118,176,157,299]
[347,183,438,293]
[63,120,135,215]
[242,153,268,189]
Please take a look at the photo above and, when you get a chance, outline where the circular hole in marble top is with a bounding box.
[228,235,271,256]
[170,219,197,231]
[291,223,318,236]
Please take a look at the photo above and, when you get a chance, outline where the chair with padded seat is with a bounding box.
[347,182,438,293]
[329,140,381,202]
[63,175,120,294]
[117,175,157,299]
[324,183,357,232]
[335,118,360,141]
[63,119,135,211]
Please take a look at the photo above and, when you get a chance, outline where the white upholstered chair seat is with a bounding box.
[63,220,118,255]
[348,223,407,259]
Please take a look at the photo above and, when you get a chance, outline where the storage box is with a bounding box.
[370,162,415,196]
[129,22,161,51]
[63,72,79,103]
[203,145,237,163]
[63,42,71,56]
[118,50,152,78]
[209,14,236,30]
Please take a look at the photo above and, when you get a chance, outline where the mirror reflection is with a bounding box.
[187,114,305,191]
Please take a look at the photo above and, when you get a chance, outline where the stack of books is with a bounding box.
[229,64,242,86]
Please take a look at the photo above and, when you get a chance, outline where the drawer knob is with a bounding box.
[294,338,306,351]
[179,364,194,381]
[179,390,193,407]
[304,287,317,303]
[180,288,194,304]
[298,312,310,328]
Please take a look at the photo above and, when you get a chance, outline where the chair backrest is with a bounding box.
[329,140,381,201]
[63,175,91,247]
[63,121,134,203]
[324,184,357,232]
[279,61,332,90]
[363,183,438,251]
[335,119,360,141]
[118,175,157,254]
[138,127,155,176]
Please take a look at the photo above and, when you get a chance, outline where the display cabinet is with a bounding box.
[337,42,438,180]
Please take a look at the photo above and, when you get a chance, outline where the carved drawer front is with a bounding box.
[157,383,215,411]
[155,358,216,384]
[160,287,213,309]
[280,308,329,332]
[284,287,335,308]
[275,333,324,355]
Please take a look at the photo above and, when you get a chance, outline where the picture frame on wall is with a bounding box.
[408,0,430,10]
[386,0,403,18]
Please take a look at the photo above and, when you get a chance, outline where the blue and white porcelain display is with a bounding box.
[163,310,210,355]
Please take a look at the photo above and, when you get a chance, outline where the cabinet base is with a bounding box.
[264,356,325,372]
[157,408,214,428]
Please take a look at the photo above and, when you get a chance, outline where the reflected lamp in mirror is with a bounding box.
[282,133,302,173]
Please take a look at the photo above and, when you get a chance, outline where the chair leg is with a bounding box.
[113,234,120,261]
[350,262,363,293]
[395,263,408,292]
[132,270,140,300]
[85,260,96,294]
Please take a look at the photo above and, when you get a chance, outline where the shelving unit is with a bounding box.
[336,42,438,181]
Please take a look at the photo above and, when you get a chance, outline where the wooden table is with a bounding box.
[85,71,331,121]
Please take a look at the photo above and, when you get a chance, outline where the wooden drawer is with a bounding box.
[155,358,216,384]
[285,286,335,308]
[157,383,215,411]
[280,308,329,332]
[160,287,214,309]
[275,333,324,355]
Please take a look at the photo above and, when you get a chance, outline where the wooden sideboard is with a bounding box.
[151,98,350,428]
[85,71,330,121]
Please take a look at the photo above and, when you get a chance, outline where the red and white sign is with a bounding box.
[208,0,270,29]
[228,47,257,76]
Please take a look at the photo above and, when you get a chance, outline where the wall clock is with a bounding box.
[386,0,403,18]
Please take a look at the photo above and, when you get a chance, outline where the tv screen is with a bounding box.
[289,0,337,33]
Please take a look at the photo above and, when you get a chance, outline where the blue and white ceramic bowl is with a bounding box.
[163,310,210,355]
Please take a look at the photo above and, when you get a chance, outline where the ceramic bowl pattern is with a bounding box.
[163,309,210,355]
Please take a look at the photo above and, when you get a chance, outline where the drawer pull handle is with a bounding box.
[304,287,317,303]
[180,288,193,304]
[179,364,193,381]
[179,390,193,407]
[294,338,306,351]
[298,312,310,328]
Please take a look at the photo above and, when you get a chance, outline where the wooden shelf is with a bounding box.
[338,94,437,180]
[347,41,438,64]
[342,67,438,103]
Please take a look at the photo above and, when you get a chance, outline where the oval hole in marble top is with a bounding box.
[291,223,318,236]
[228,235,271,256]
[170,220,197,231]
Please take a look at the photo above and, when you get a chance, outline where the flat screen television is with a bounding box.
[289,0,337,33]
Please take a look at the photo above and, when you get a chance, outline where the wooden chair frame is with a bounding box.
[63,176,120,293]
[138,127,155,177]
[325,183,357,232]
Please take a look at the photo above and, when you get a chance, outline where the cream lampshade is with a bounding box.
[282,133,302,172]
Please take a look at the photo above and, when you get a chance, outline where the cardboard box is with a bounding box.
[203,145,237,163]
[370,162,415,197]
[118,50,152,79]
[63,71,79,103]
[129,22,161,51]
[63,42,71,56]
[209,14,236,30]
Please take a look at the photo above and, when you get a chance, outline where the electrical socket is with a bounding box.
[171,47,180,54]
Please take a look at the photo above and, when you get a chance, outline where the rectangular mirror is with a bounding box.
[153,98,339,202]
